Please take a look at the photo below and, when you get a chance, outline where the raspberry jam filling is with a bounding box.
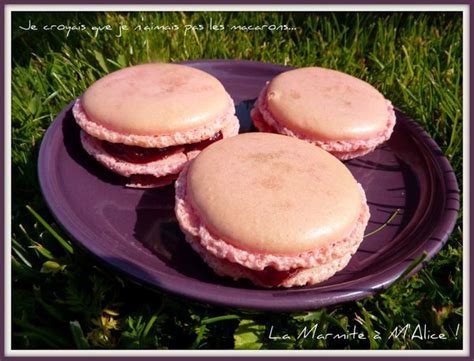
[216,255,302,286]
[129,173,178,186]
[253,111,278,133]
[102,132,223,164]
[251,266,302,286]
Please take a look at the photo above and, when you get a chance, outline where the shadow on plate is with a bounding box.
[62,107,126,187]
[133,187,264,289]
[235,98,257,133]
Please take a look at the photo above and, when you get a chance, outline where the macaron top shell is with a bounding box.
[81,63,230,135]
[186,133,362,256]
[266,67,390,141]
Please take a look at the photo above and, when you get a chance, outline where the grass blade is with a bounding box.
[70,320,90,349]
[26,205,74,254]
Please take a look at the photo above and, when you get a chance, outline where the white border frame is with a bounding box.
[4,4,469,357]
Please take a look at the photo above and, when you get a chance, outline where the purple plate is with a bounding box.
[38,60,460,311]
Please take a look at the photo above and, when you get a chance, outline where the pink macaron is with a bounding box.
[251,67,396,160]
[175,132,370,288]
[73,63,239,187]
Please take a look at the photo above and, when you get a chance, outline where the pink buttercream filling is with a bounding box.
[73,97,239,148]
[251,84,396,157]
[175,161,370,272]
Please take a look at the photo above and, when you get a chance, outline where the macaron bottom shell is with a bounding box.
[184,230,361,288]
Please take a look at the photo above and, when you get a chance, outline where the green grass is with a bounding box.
[11,12,463,350]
